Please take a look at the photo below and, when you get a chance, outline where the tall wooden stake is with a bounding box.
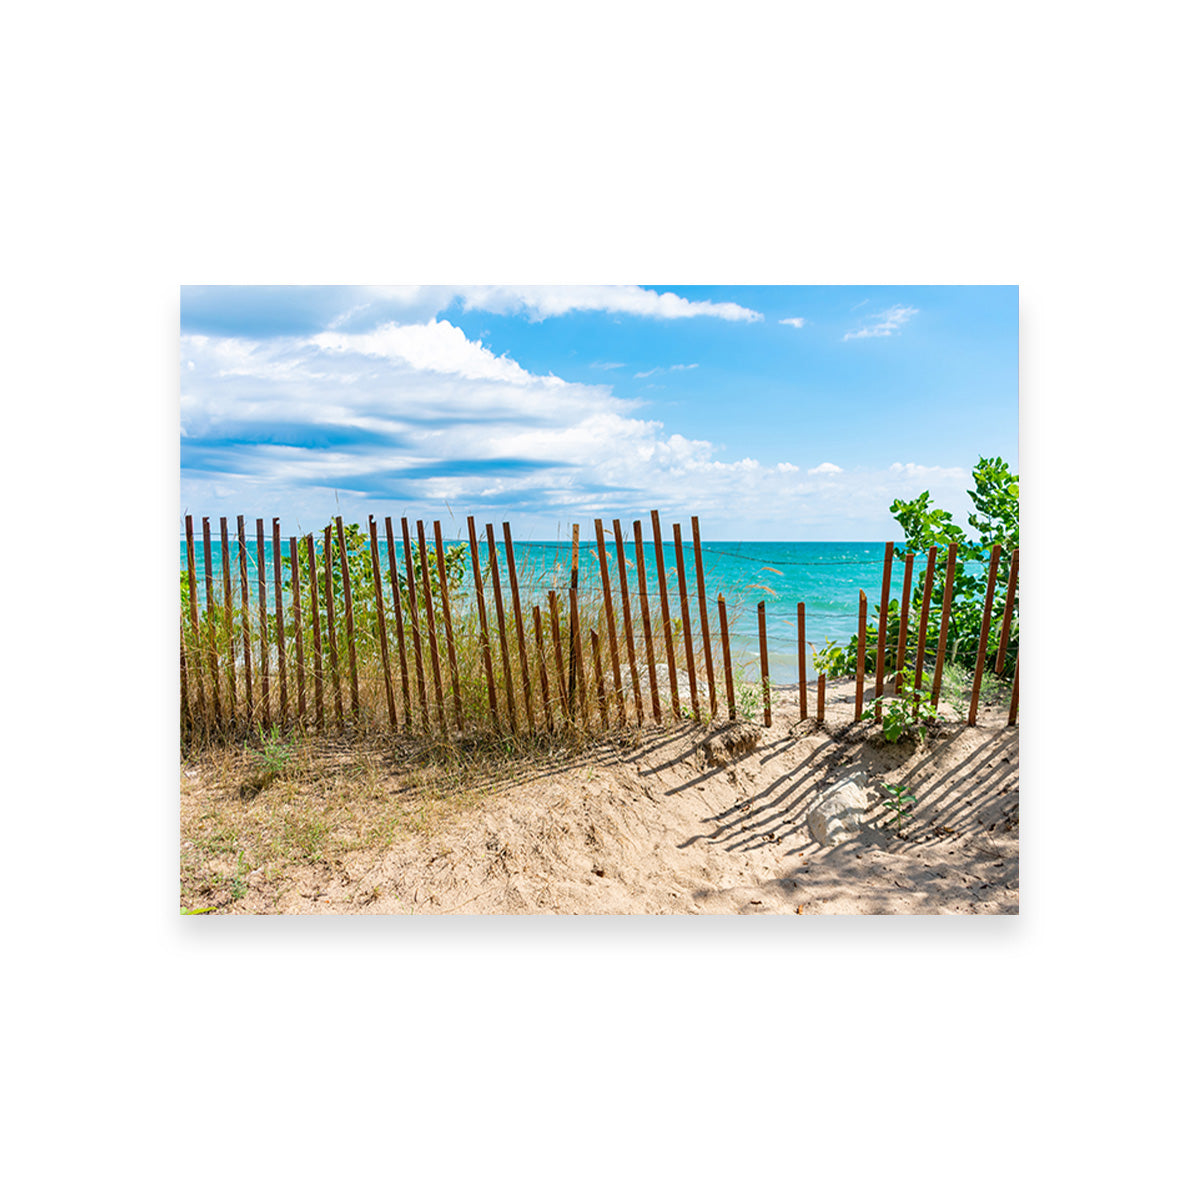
[383,518,412,729]
[633,520,662,723]
[691,517,718,721]
[237,516,253,727]
[611,519,644,725]
[718,594,736,720]
[466,516,499,731]
[874,541,894,722]
[594,519,624,724]
[368,517,397,731]
[758,600,771,728]
[184,515,207,726]
[417,520,447,736]
[673,523,700,720]
[502,522,534,729]
[336,516,359,719]
[854,590,867,720]
[650,510,680,718]
[323,525,344,727]
[797,601,808,719]
[930,543,958,708]
[486,523,518,731]
[290,536,307,725]
[435,521,464,731]
[968,545,1003,726]
[306,533,324,733]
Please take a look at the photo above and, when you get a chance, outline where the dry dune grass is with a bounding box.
[180,675,1017,915]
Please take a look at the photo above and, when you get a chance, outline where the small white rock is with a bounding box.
[807,777,871,847]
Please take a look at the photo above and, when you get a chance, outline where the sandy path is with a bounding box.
[219,679,1017,915]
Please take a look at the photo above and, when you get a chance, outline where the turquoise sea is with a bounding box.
[181,537,986,685]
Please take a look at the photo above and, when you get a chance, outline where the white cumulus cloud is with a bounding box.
[779,317,807,328]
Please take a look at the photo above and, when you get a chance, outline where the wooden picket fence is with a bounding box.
[180,515,1018,739]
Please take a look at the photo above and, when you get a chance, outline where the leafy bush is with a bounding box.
[815,455,1018,684]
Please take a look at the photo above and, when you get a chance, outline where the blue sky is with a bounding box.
[180,284,1017,539]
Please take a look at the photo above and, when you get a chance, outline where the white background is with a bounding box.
[4,2,1193,1196]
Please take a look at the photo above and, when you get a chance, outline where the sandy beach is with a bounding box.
[181,677,1017,915]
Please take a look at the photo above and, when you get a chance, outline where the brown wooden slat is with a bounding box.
[968,545,1003,726]
[691,517,717,721]
[418,520,448,735]
[237,516,253,727]
[854,589,867,720]
[591,629,608,729]
[633,520,662,723]
[594,519,623,724]
[272,519,288,724]
[569,587,589,728]
[290,536,307,725]
[256,519,270,727]
[184,515,207,726]
[994,547,1019,674]
[874,541,894,722]
[368,517,397,731]
[817,673,826,723]
[797,602,808,719]
[567,523,580,711]
[336,516,359,718]
[758,600,771,728]
[466,516,499,730]
[650,509,680,718]
[323,525,344,727]
[673,523,700,720]
[400,517,427,730]
[220,517,238,714]
[930,542,958,708]
[434,521,464,731]
[307,533,324,733]
[1007,656,1019,726]
[611,519,644,725]
[532,605,554,732]
[718,594,736,720]
[894,551,915,696]
[548,590,570,722]
[203,517,223,724]
[383,518,413,729]
[502,522,534,729]
[486,523,518,732]
[912,547,937,714]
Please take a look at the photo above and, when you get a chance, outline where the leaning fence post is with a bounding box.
[691,517,718,721]
[968,544,1003,726]
[817,673,826,724]
[368,517,397,731]
[336,516,359,720]
[256,519,270,728]
[594,519,624,724]
[874,540,893,722]
[400,517,428,731]
[673,523,701,720]
[272,518,288,725]
[220,518,238,716]
[417,520,448,736]
[290,536,307,726]
[612,519,644,725]
[435,521,465,731]
[567,523,580,712]
[650,510,681,718]
[912,547,937,715]
[203,517,223,725]
[306,533,324,733]
[718,594,736,720]
[323,525,344,728]
[758,600,771,728]
[633,520,662,723]
[467,516,499,731]
[797,601,808,719]
[486,523,518,732]
[930,542,958,708]
[237,517,254,727]
[384,518,413,730]
[502,521,534,730]
[894,550,915,696]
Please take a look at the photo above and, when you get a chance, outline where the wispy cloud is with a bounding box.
[453,286,763,323]
[843,304,918,341]
[634,363,699,379]
[779,317,807,329]
[590,361,625,370]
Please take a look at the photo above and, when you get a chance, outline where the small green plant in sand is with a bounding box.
[881,783,917,834]
[880,684,939,745]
